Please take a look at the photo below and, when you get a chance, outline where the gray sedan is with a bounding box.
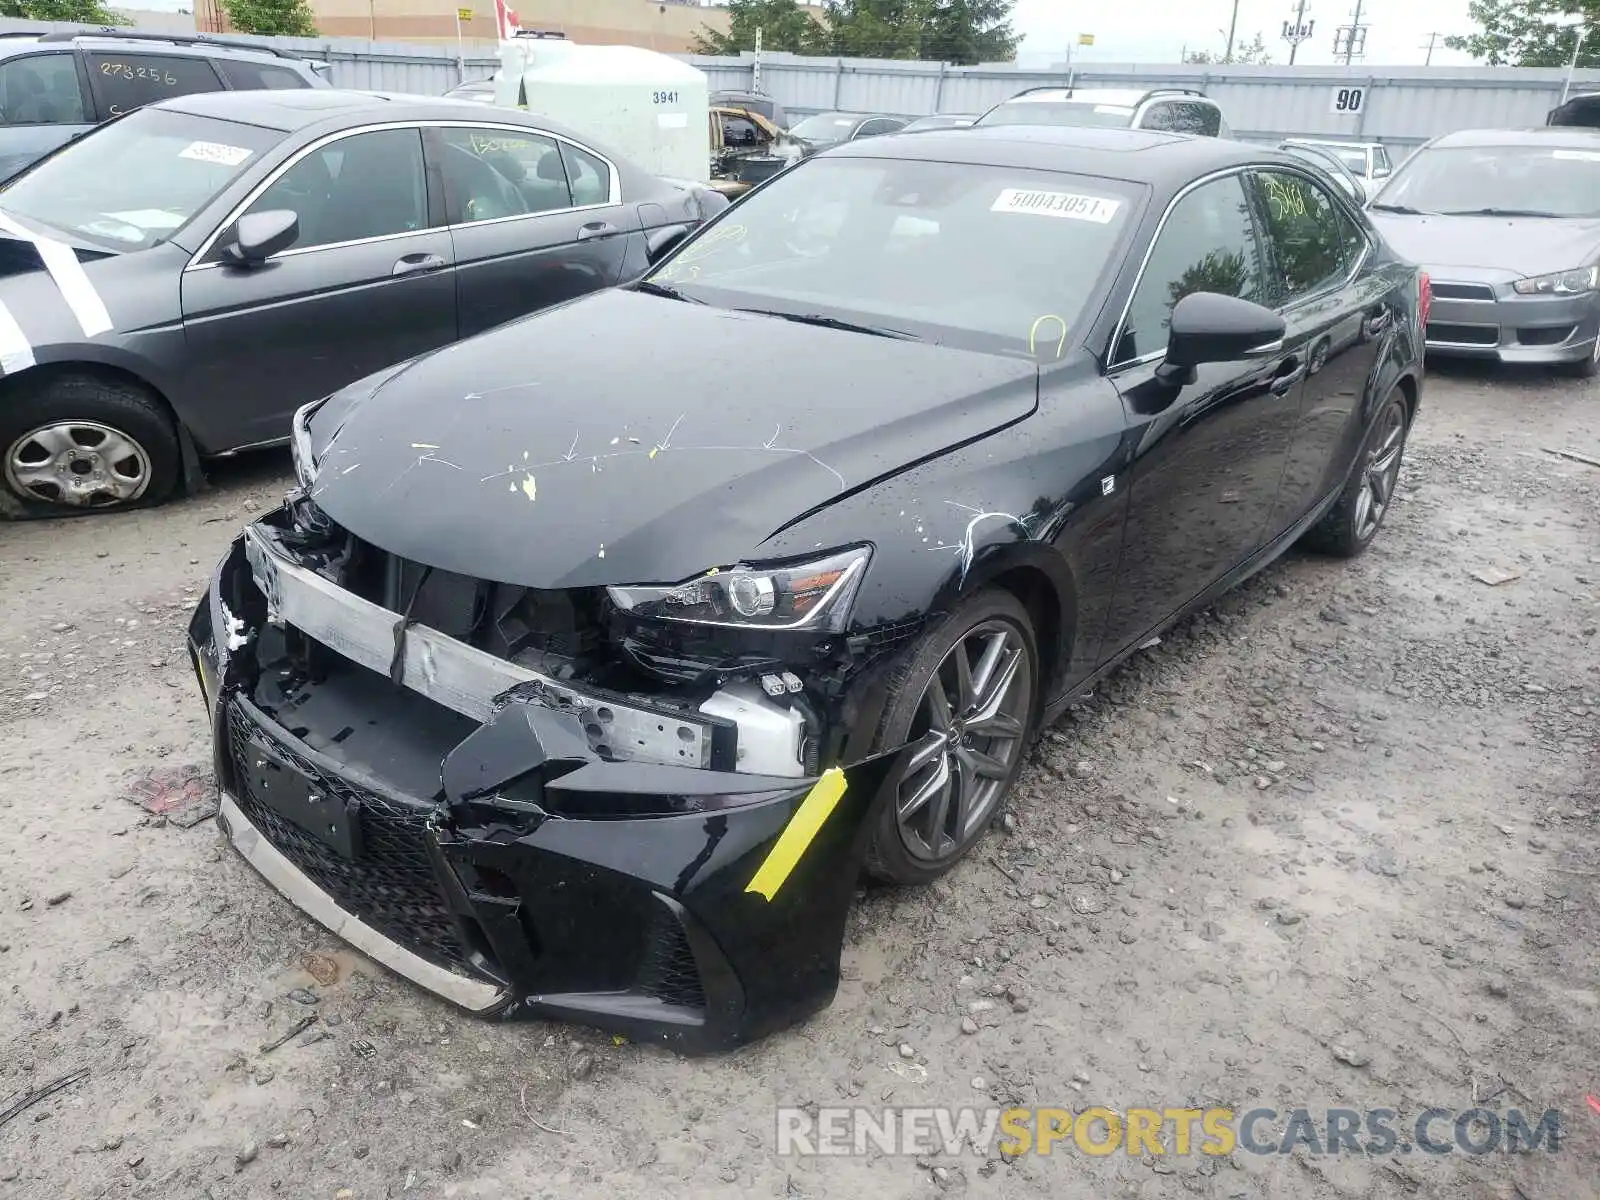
[0,90,719,514]
[1367,127,1600,376]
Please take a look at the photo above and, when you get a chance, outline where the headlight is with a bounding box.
[290,399,323,490]
[1512,265,1599,296]
[608,546,870,631]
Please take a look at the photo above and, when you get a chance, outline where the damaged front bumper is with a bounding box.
[189,508,902,1052]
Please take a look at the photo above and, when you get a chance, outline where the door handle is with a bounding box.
[392,252,446,276]
[1269,358,1306,396]
[576,221,620,242]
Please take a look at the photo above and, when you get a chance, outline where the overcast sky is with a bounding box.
[1009,0,1479,67]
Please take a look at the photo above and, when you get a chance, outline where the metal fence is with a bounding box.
[687,54,1600,156]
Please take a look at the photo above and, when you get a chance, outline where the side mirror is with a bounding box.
[645,223,692,263]
[1157,292,1286,384]
[222,210,299,267]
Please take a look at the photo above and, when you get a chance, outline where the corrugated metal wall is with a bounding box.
[690,54,1600,155]
[2,21,1596,154]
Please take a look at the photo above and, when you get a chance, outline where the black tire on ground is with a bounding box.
[1301,387,1411,558]
[864,587,1039,886]
[0,372,179,513]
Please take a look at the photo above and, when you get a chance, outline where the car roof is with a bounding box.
[153,88,608,148]
[992,87,1211,109]
[1283,137,1379,149]
[0,30,303,64]
[1428,126,1600,149]
[826,122,1286,183]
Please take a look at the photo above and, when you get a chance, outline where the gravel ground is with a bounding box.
[1,362,1596,1200]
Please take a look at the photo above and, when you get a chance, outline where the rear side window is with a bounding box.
[1116,173,1267,363]
[858,118,905,137]
[1251,170,1356,302]
[440,126,573,219]
[216,60,312,90]
[87,54,224,116]
[0,53,86,126]
[1143,101,1220,136]
[559,141,611,206]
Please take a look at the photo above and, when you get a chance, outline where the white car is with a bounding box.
[1280,138,1394,199]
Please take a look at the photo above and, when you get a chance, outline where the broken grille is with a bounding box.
[227,703,470,974]
[637,907,707,1010]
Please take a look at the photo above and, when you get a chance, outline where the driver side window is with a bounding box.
[1115,173,1267,364]
[244,127,429,253]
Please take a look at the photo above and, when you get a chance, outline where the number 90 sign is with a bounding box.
[1330,86,1365,115]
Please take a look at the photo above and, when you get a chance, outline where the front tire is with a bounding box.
[1560,333,1600,379]
[1301,388,1409,558]
[0,373,178,513]
[864,588,1038,885]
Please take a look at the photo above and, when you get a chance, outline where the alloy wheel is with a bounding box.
[895,619,1033,864]
[4,420,152,508]
[1352,401,1405,543]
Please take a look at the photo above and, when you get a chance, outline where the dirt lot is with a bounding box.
[1,362,1596,1200]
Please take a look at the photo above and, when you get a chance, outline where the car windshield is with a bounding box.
[644,156,1141,357]
[1317,146,1369,172]
[976,99,1135,129]
[789,114,862,143]
[1373,143,1600,217]
[0,107,284,250]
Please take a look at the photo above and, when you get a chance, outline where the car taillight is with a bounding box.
[1418,271,1431,326]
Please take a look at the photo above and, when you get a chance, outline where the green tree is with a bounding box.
[823,0,1019,65]
[0,0,127,22]
[1183,31,1273,63]
[220,0,315,37]
[1446,0,1598,66]
[691,0,828,55]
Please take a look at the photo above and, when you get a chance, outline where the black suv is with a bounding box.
[0,29,327,181]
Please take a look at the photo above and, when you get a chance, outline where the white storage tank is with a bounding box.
[494,36,710,183]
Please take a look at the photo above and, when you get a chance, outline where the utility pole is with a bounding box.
[753,25,763,94]
[1333,0,1368,65]
[1281,0,1315,65]
[1224,0,1241,62]
[1421,29,1440,64]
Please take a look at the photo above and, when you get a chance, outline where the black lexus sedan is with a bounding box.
[0,89,723,515]
[190,126,1426,1052]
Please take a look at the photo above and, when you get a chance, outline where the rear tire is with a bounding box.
[0,373,178,514]
[1301,388,1409,558]
[863,588,1038,885]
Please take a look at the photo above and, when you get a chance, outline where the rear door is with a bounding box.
[1098,171,1303,655]
[428,122,639,339]
[179,125,458,450]
[83,51,226,118]
[1247,167,1389,527]
[0,51,94,180]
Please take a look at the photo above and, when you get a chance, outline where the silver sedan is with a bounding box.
[1366,127,1600,376]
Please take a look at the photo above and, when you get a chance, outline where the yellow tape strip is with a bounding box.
[744,767,849,901]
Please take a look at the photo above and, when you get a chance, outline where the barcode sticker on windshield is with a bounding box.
[178,140,253,167]
[1553,149,1600,161]
[992,188,1120,223]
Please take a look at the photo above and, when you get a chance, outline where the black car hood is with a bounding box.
[308,289,1039,589]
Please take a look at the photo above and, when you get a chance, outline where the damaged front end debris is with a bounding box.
[189,493,905,1051]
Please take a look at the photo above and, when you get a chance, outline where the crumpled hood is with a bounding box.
[1369,211,1600,278]
[307,289,1039,589]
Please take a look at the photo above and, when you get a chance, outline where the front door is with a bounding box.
[1099,171,1302,656]
[179,126,458,450]
[1248,167,1387,527]
[431,124,638,339]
